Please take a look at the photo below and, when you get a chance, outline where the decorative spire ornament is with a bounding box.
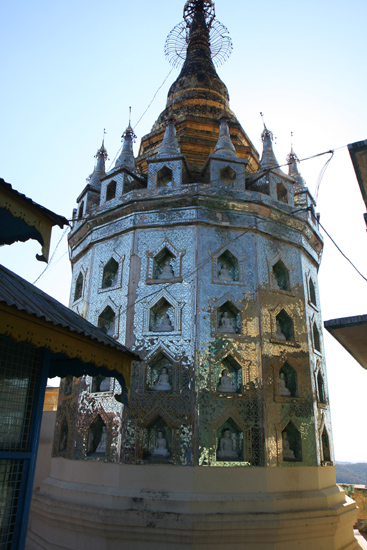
[87,131,108,187]
[115,108,137,170]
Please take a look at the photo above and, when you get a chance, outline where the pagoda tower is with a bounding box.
[28,1,359,549]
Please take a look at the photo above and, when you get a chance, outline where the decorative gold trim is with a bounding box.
[0,303,132,393]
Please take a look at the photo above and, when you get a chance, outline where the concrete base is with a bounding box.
[27,459,361,550]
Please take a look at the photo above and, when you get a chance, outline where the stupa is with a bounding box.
[28,1,359,549]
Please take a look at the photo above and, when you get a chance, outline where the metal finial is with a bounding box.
[165,0,232,69]
[102,128,106,146]
[260,112,267,130]
[129,107,132,126]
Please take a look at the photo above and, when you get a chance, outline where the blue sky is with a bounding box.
[1,0,366,462]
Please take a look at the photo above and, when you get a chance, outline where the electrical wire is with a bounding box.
[106,68,175,172]
[72,144,349,225]
[133,68,174,130]
[318,219,367,282]
[33,227,70,284]
[314,151,334,202]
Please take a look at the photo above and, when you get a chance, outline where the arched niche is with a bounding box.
[273,260,290,291]
[278,362,297,398]
[217,250,239,282]
[59,418,68,454]
[218,355,242,393]
[313,322,321,352]
[87,415,106,457]
[220,165,236,188]
[91,374,111,393]
[321,427,331,463]
[145,417,171,461]
[157,166,173,188]
[63,375,73,396]
[146,353,173,392]
[309,278,317,307]
[317,371,326,404]
[282,421,302,462]
[149,298,174,332]
[153,247,176,281]
[217,301,241,335]
[74,272,83,302]
[276,309,295,342]
[78,202,84,220]
[106,180,116,201]
[102,258,119,289]
[277,182,288,204]
[98,306,115,336]
[216,418,243,462]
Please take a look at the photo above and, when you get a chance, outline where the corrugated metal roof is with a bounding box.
[324,314,367,329]
[0,179,69,228]
[0,264,138,359]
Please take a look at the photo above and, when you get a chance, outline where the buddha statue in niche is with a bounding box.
[217,429,238,460]
[153,366,172,391]
[282,432,295,460]
[276,319,287,341]
[96,426,107,454]
[158,259,175,280]
[157,312,174,332]
[218,311,235,333]
[152,431,170,457]
[278,372,290,397]
[217,369,235,393]
[99,377,110,392]
[218,262,233,282]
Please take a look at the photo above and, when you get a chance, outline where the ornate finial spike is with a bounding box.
[260,112,267,130]
[102,128,106,146]
[129,107,132,126]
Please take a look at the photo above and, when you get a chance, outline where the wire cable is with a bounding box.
[106,68,175,172]
[133,68,174,130]
[33,227,70,284]
[314,151,334,202]
[318,219,367,282]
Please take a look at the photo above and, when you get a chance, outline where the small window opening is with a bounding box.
[78,202,84,220]
[147,353,173,391]
[59,419,68,453]
[98,306,115,336]
[317,371,325,403]
[63,375,73,396]
[217,418,243,462]
[145,417,171,460]
[153,247,176,280]
[220,165,236,188]
[157,166,173,188]
[282,421,302,462]
[313,323,321,352]
[87,416,106,456]
[322,427,331,462]
[102,258,119,288]
[150,298,174,332]
[106,180,116,201]
[91,374,110,393]
[218,355,242,393]
[217,301,241,335]
[74,272,83,301]
[277,182,288,203]
[309,279,317,306]
[217,250,239,282]
[278,362,297,397]
[275,310,294,342]
[273,260,290,291]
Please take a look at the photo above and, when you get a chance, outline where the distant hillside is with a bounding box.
[336,462,367,486]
